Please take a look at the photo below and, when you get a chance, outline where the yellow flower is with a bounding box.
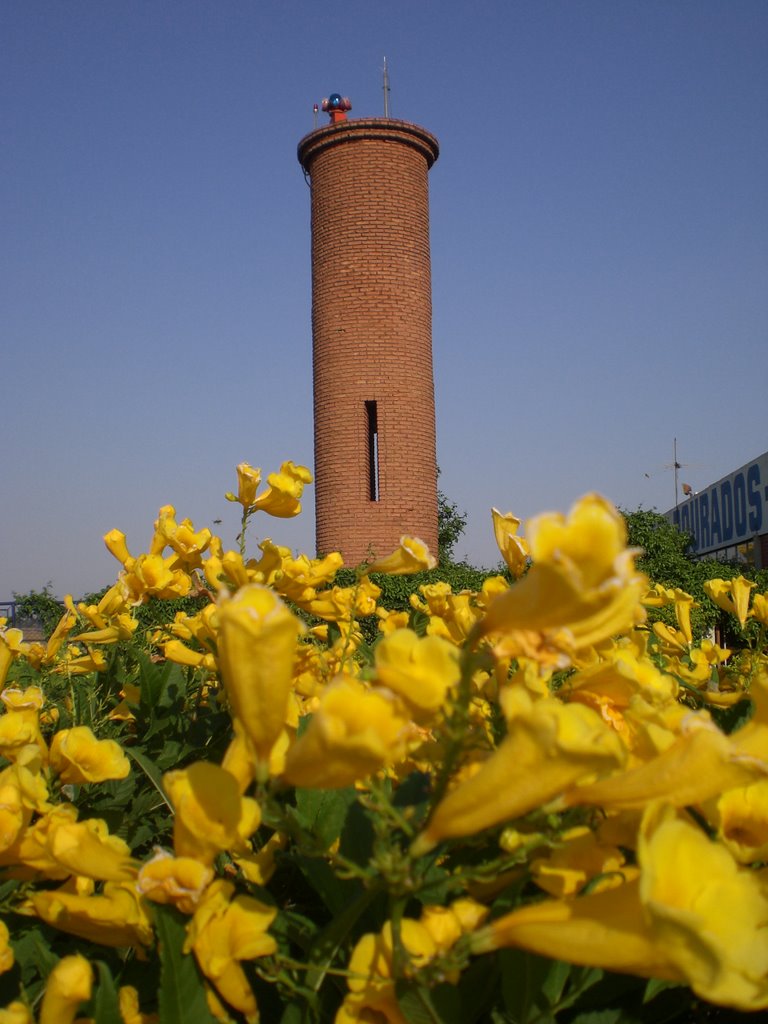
[39,954,92,1024]
[217,585,301,773]
[411,691,624,854]
[284,678,410,789]
[162,639,216,672]
[639,802,768,1010]
[0,687,47,762]
[671,588,696,644]
[118,986,159,1024]
[103,529,134,568]
[336,919,437,1024]
[49,726,130,784]
[1,628,29,688]
[715,779,768,864]
[530,825,634,897]
[0,920,13,974]
[233,831,286,886]
[469,876,679,981]
[226,462,262,509]
[151,505,212,569]
[251,461,313,518]
[0,1004,33,1024]
[13,807,137,882]
[751,593,768,627]
[30,881,153,948]
[364,536,437,575]
[478,495,646,664]
[704,577,757,626]
[137,849,214,914]
[185,880,277,1022]
[491,507,529,578]
[374,629,460,722]
[163,762,261,866]
[420,898,488,951]
[567,716,767,811]
[302,577,382,623]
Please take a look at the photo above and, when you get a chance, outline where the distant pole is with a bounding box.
[313,103,318,129]
[383,56,390,117]
[673,437,680,511]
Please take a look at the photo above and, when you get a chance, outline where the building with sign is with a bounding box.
[666,450,768,568]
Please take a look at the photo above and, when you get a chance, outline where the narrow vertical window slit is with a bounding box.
[365,401,379,501]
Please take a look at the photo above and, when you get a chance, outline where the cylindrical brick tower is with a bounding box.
[298,105,440,563]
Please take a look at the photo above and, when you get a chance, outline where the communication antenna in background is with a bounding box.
[383,56,391,117]
[643,438,705,509]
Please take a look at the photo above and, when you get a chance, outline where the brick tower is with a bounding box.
[298,96,440,563]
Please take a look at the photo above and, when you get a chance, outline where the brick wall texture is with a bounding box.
[298,118,440,564]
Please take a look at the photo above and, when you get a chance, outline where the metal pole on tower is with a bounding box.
[383,56,390,117]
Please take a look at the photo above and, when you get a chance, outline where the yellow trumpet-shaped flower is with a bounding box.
[162,639,217,672]
[469,876,680,981]
[30,881,153,948]
[0,626,28,682]
[478,495,646,663]
[567,716,767,811]
[302,576,382,624]
[491,508,529,578]
[751,592,768,626]
[151,505,212,568]
[49,726,131,784]
[0,920,13,975]
[0,1004,33,1024]
[11,805,137,882]
[226,462,262,509]
[704,577,757,626]
[411,690,624,855]
[137,849,214,914]
[217,584,302,773]
[374,629,460,722]
[185,880,277,1022]
[530,825,634,898]
[639,802,768,1010]
[39,954,93,1024]
[163,762,261,866]
[714,779,768,864]
[250,461,313,518]
[103,528,135,568]
[336,919,437,1024]
[364,536,437,576]
[118,986,159,1024]
[283,678,411,789]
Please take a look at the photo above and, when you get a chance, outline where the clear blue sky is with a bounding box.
[2,1,767,599]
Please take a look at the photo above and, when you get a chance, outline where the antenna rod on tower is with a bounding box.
[674,437,680,511]
[383,56,390,117]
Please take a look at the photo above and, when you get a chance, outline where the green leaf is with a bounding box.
[457,955,500,1024]
[396,982,462,1024]
[294,786,356,848]
[643,977,683,1003]
[279,1002,307,1024]
[568,1013,623,1024]
[295,854,359,917]
[93,961,124,1024]
[499,949,555,1024]
[305,888,378,992]
[126,747,173,813]
[540,957,571,1005]
[155,904,217,1024]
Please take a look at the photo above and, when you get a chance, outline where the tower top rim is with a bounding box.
[297,118,439,171]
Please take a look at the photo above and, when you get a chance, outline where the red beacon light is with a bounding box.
[321,93,352,124]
